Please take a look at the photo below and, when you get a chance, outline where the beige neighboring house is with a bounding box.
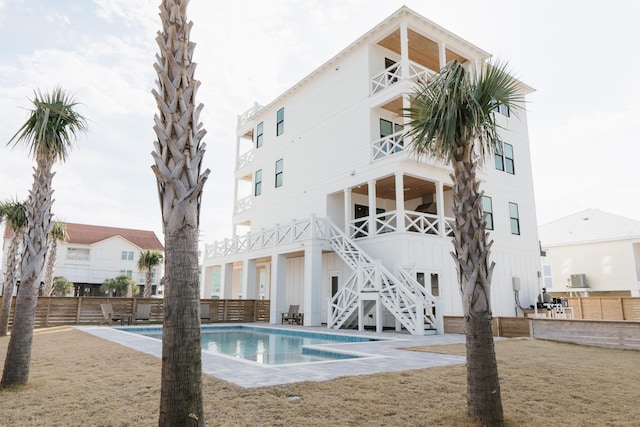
[539,209,640,297]
[1,223,164,297]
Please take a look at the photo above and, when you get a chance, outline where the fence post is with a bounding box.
[76,297,83,324]
[254,300,258,322]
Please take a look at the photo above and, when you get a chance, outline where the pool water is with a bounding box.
[126,326,377,365]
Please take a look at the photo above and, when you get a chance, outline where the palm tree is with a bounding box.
[138,250,163,298]
[0,199,27,337]
[404,60,523,426]
[1,87,87,388]
[42,220,67,296]
[151,1,209,425]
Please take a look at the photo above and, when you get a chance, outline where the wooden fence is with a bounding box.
[567,297,640,321]
[0,297,270,327]
[444,316,531,338]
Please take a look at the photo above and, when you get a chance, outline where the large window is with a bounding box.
[119,269,133,278]
[276,108,284,136]
[254,169,262,196]
[492,100,510,117]
[275,159,283,188]
[509,202,520,235]
[256,122,264,148]
[67,248,90,261]
[121,251,134,261]
[482,196,494,230]
[495,141,514,174]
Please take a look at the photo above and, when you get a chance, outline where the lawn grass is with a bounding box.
[1,328,639,426]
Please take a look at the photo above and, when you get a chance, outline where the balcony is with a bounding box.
[370,60,434,95]
[237,102,264,129]
[348,209,454,239]
[234,195,253,215]
[372,130,406,161]
[237,149,254,170]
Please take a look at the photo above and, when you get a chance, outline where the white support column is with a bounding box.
[344,188,352,235]
[358,300,365,332]
[415,298,424,336]
[269,253,287,325]
[303,241,323,326]
[243,258,257,299]
[202,266,214,299]
[368,179,377,237]
[375,296,383,333]
[400,22,410,79]
[220,263,233,299]
[395,172,405,232]
[438,41,447,70]
[436,181,446,236]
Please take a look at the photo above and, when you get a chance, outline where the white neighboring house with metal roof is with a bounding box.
[538,209,640,297]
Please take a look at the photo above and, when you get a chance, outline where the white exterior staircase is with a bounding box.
[326,221,441,335]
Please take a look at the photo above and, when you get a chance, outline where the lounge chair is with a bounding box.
[200,303,211,323]
[134,304,151,324]
[281,305,303,325]
[101,303,124,325]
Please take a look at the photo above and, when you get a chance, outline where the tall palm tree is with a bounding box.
[1,87,87,388]
[152,1,209,425]
[42,220,67,297]
[404,60,523,426]
[138,250,163,298]
[0,199,27,337]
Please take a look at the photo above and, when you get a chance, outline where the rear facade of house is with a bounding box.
[202,6,541,334]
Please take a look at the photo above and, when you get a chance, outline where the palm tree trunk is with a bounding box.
[1,160,53,387]
[0,231,23,336]
[42,240,58,296]
[450,158,503,426]
[159,228,203,426]
[144,271,153,298]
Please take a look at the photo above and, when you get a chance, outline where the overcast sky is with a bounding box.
[1,0,639,246]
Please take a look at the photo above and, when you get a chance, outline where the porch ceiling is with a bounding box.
[352,176,438,201]
[378,28,468,71]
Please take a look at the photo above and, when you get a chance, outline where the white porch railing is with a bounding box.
[233,195,253,215]
[237,149,254,169]
[349,210,454,239]
[370,60,435,94]
[372,130,406,161]
[237,102,264,128]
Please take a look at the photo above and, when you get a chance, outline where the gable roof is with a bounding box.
[539,209,640,247]
[64,223,163,251]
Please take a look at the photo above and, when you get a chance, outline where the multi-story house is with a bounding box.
[202,6,540,334]
[1,222,164,297]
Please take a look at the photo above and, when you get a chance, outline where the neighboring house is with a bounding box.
[539,209,640,297]
[201,6,541,334]
[1,222,164,297]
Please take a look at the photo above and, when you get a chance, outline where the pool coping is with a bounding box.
[76,323,468,388]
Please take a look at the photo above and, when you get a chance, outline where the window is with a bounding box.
[119,269,133,278]
[275,159,283,188]
[256,122,264,148]
[380,118,404,152]
[121,251,134,261]
[495,142,514,174]
[482,196,494,230]
[509,202,520,235]
[492,100,510,117]
[67,248,90,261]
[276,108,284,136]
[254,169,262,196]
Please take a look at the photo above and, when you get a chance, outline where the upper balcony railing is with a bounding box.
[234,195,252,215]
[348,210,454,239]
[372,130,406,161]
[370,61,435,95]
[237,102,264,129]
[237,149,254,170]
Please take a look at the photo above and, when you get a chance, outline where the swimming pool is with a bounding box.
[122,325,380,365]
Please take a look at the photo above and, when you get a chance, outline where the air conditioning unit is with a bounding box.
[569,274,588,288]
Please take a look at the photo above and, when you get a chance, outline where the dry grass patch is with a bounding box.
[1,330,639,426]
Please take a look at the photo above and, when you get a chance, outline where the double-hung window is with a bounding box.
[254,170,262,196]
[275,159,283,188]
[495,141,514,174]
[482,196,494,230]
[276,108,284,136]
[121,251,134,261]
[256,122,264,148]
[492,100,510,117]
[509,202,520,235]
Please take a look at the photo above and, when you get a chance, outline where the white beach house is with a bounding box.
[202,6,540,334]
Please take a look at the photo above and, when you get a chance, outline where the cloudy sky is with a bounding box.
[1,0,639,246]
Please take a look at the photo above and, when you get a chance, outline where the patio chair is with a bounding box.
[101,303,124,325]
[281,305,302,325]
[134,304,151,324]
[200,303,211,323]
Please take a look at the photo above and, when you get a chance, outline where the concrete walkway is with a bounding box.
[77,324,467,388]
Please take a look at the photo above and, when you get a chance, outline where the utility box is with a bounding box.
[569,274,587,288]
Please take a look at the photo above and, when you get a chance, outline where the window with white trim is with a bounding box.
[254,169,262,196]
[276,108,284,136]
[509,202,520,235]
[495,141,514,174]
[275,159,283,188]
[482,196,494,230]
[256,122,264,148]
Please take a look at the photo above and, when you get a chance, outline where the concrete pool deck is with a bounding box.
[77,324,467,388]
